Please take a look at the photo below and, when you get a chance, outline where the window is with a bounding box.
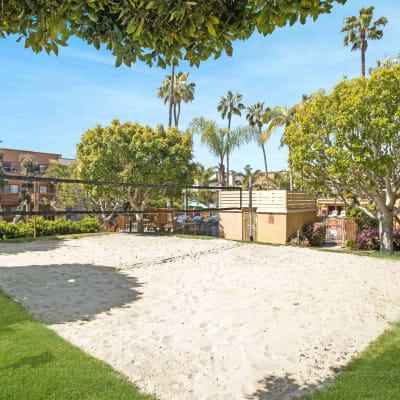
[34,164,48,174]
[39,185,48,194]
[2,162,19,173]
[3,184,19,193]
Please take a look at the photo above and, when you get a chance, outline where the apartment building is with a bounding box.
[1,148,72,219]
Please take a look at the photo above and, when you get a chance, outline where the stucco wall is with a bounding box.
[286,210,318,241]
[256,213,287,244]
[219,212,243,240]
[219,209,318,244]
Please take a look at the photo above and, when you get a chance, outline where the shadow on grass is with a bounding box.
[0,264,143,324]
[246,373,333,400]
[3,351,55,371]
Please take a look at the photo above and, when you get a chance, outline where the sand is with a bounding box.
[1,234,400,399]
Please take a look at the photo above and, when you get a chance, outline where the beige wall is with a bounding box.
[219,209,318,244]
[256,213,287,244]
[286,211,318,241]
[219,212,243,241]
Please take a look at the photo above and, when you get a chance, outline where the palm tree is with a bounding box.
[217,91,244,184]
[157,70,195,128]
[236,164,262,190]
[269,171,291,190]
[268,105,297,147]
[246,102,272,189]
[266,104,303,190]
[341,6,388,77]
[369,53,400,74]
[190,117,247,185]
[192,163,218,205]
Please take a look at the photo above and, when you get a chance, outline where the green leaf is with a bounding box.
[206,23,216,36]
[208,16,219,24]
[88,11,98,22]
[50,26,58,40]
[115,55,123,67]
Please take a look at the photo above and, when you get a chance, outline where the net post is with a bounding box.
[184,187,188,216]
[249,176,253,242]
[33,179,37,238]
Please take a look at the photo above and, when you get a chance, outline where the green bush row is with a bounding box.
[0,217,100,240]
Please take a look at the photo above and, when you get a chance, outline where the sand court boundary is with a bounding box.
[1,234,400,399]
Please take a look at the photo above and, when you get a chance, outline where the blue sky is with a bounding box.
[1,0,399,172]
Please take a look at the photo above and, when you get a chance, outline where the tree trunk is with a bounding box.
[168,64,175,128]
[173,103,178,127]
[136,213,144,233]
[261,141,269,190]
[361,36,366,77]
[13,201,24,224]
[378,209,393,254]
[219,161,225,185]
[176,101,181,128]
[226,117,231,186]
[361,48,366,77]
[0,204,2,222]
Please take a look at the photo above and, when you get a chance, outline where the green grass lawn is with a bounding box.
[0,290,152,400]
[306,322,400,400]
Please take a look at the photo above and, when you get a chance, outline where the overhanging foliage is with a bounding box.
[2,1,346,67]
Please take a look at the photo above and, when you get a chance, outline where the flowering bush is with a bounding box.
[356,228,380,251]
[393,229,400,251]
[303,222,326,247]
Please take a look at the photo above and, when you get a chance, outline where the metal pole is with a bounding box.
[184,187,188,216]
[249,176,253,242]
[33,181,37,238]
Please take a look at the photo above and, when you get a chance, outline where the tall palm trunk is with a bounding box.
[361,34,366,77]
[226,116,231,185]
[261,143,269,190]
[168,64,175,128]
[175,101,181,128]
[173,103,178,127]
[260,124,269,190]
[219,159,225,186]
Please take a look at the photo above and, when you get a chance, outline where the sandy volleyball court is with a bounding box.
[1,234,400,399]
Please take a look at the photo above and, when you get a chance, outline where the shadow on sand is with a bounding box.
[0,264,143,324]
[246,373,335,400]
[0,239,68,255]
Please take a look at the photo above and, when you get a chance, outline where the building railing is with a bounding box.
[1,193,19,203]
[1,193,56,204]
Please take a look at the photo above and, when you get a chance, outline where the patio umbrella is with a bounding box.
[187,200,208,209]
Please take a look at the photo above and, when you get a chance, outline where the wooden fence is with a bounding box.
[219,190,316,212]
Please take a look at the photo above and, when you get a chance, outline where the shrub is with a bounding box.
[72,217,100,234]
[0,217,100,240]
[344,239,358,250]
[303,222,326,247]
[356,228,380,251]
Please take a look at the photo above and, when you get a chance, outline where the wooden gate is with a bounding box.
[243,211,257,242]
[325,217,358,245]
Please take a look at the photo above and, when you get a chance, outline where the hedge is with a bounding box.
[0,217,100,240]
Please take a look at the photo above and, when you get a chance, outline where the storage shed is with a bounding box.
[218,190,317,244]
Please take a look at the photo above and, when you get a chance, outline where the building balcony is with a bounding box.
[1,193,19,204]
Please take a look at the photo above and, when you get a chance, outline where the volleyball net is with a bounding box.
[0,174,242,235]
